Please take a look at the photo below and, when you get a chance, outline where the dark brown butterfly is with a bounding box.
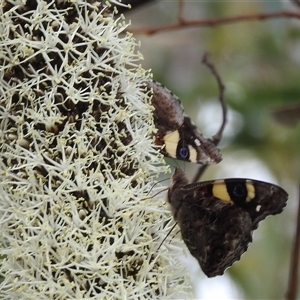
[146,81,222,164]
[168,168,288,277]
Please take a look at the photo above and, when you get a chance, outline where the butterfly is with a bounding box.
[168,168,288,277]
[145,80,222,164]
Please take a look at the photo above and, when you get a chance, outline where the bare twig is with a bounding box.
[286,183,300,300]
[271,102,300,128]
[192,53,227,183]
[130,11,300,35]
[178,0,185,23]
[290,0,300,9]
[202,53,227,146]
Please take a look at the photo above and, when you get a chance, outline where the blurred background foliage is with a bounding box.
[125,1,300,299]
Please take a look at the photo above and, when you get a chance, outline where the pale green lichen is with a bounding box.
[0,0,191,299]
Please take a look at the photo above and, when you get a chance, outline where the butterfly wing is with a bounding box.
[168,168,288,277]
[146,81,222,164]
[146,80,184,133]
[177,116,222,164]
[203,179,288,230]
[178,194,253,277]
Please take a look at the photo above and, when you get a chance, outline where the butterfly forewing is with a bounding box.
[146,80,222,164]
[197,178,288,229]
[168,168,288,277]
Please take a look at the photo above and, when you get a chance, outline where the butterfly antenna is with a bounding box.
[192,52,227,183]
[157,222,178,250]
[141,176,171,200]
[141,187,169,201]
[145,176,170,195]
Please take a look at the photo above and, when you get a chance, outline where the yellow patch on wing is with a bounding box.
[212,180,233,203]
[163,130,179,158]
[245,180,255,202]
[188,146,197,162]
[163,130,197,162]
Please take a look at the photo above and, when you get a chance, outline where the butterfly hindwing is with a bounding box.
[168,168,288,277]
[178,196,252,278]
[146,80,222,164]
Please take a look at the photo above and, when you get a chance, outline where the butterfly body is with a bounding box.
[146,81,222,164]
[168,168,288,277]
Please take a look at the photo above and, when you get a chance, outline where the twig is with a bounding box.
[290,0,300,9]
[286,183,300,300]
[192,53,227,183]
[130,11,300,35]
[178,0,185,23]
[203,53,227,146]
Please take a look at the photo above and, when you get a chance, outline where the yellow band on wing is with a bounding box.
[245,180,255,202]
[163,130,180,158]
[163,130,197,162]
[212,181,232,203]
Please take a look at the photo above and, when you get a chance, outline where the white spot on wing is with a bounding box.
[194,138,201,146]
[256,205,261,212]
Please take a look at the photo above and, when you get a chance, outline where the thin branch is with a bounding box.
[286,183,300,300]
[290,0,300,9]
[192,53,227,183]
[178,0,185,23]
[203,53,227,147]
[130,10,300,35]
[271,102,300,128]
